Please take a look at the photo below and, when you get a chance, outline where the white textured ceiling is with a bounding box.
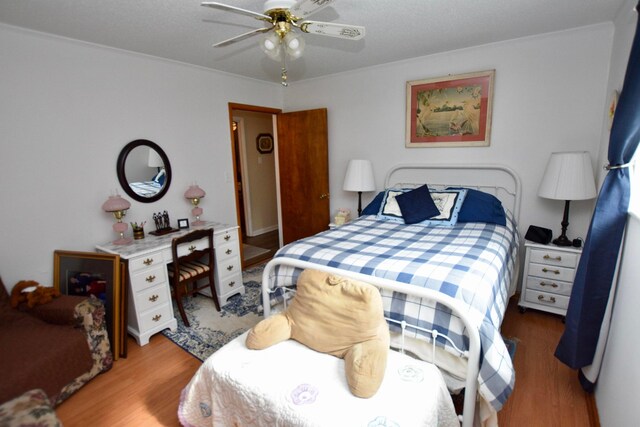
[0,0,627,84]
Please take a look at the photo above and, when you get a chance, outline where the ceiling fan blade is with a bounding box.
[300,21,365,40]
[290,0,336,19]
[201,2,271,21]
[213,27,273,47]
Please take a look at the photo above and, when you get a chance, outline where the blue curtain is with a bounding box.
[555,5,640,376]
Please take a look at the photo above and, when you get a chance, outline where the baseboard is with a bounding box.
[247,224,278,237]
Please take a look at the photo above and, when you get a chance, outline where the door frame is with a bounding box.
[227,103,282,267]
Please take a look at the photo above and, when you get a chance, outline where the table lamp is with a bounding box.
[185,184,206,226]
[102,194,132,245]
[538,151,597,246]
[343,159,376,216]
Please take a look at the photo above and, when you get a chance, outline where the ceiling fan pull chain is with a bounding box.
[280,43,288,87]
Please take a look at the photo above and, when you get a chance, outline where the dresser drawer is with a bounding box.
[131,265,168,292]
[218,273,243,294]
[135,284,170,313]
[525,289,570,310]
[529,248,578,268]
[525,276,572,296]
[139,303,173,332]
[217,241,239,262]
[527,262,576,282]
[217,256,241,277]
[129,252,165,272]
[214,229,238,247]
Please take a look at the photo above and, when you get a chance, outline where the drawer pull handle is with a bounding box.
[228,281,235,287]
[149,294,159,302]
[226,249,232,255]
[538,295,556,304]
[542,268,560,275]
[543,254,562,261]
[224,235,231,241]
[152,314,162,322]
[540,281,558,288]
[227,265,234,271]
[188,245,196,252]
[146,275,156,283]
[143,258,154,266]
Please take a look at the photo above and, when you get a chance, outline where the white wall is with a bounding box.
[283,24,614,249]
[593,1,640,425]
[0,24,283,288]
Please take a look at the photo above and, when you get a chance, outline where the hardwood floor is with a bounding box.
[242,230,279,268]
[55,296,595,426]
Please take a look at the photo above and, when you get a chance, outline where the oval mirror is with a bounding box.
[117,139,172,203]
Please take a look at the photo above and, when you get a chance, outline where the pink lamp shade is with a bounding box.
[185,185,206,226]
[184,185,206,200]
[102,195,131,213]
[102,194,132,245]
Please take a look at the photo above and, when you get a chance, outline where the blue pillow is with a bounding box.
[395,185,440,224]
[361,191,385,216]
[447,187,506,226]
[377,188,467,227]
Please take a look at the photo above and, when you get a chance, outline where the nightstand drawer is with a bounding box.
[525,289,570,310]
[529,248,578,268]
[525,276,572,296]
[528,262,576,282]
[217,241,239,262]
[217,257,241,277]
[135,284,170,312]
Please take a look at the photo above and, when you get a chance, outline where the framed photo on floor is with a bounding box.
[406,70,495,148]
[53,250,124,359]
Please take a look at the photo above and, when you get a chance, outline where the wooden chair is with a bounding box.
[167,228,220,327]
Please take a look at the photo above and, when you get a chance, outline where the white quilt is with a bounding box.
[179,331,459,427]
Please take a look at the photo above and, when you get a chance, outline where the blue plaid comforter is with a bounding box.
[272,214,518,411]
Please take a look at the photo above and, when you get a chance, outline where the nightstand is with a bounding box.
[518,240,582,316]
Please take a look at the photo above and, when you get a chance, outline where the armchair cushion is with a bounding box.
[0,389,61,427]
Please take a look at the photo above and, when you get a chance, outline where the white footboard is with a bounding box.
[261,257,481,427]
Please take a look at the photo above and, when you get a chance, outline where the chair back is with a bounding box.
[171,228,214,276]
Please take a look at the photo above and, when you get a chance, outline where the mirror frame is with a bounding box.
[116,139,172,203]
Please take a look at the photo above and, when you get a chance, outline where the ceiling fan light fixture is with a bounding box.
[283,31,305,60]
[260,32,282,60]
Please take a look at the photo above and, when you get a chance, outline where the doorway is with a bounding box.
[231,106,281,267]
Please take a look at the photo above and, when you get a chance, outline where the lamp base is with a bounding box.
[113,237,133,245]
[553,234,573,247]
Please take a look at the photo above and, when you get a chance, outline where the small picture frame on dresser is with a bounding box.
[178,218,190,229]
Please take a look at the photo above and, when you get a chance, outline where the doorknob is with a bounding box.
[320,193,330,199]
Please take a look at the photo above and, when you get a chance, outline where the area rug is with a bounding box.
[162,265,266,361]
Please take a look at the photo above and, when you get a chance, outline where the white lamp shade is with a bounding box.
[147,148,164,168]
[343,160,376,192]
[260,33,282,61]
[538,151,597,201]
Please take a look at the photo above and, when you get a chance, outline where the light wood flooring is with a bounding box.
[55,296,595,426]
[242,230,279,268]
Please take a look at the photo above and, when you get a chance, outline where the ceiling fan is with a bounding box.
[201,0,365,86]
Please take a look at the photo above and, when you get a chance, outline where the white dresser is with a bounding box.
[96,221,244,347]
[518,240,582,316]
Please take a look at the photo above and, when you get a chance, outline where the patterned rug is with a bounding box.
[162,265,266,361]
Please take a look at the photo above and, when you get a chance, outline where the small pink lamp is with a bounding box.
[102,194,132,245]
[185,185,206,226]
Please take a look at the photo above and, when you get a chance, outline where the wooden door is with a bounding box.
[277,108,330,244]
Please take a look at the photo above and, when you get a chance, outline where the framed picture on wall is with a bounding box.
[256,133,274,154]
[53,250,124,359]
[406,70,495,148]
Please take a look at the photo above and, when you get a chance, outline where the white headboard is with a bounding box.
[384,163,522,225]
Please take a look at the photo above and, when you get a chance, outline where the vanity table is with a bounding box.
[96,221,244,348]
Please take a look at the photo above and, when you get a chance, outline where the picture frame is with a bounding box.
[54,250,124,359]
[406,70,495,148]
[178,218,190,229]
[256,133,274,154]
